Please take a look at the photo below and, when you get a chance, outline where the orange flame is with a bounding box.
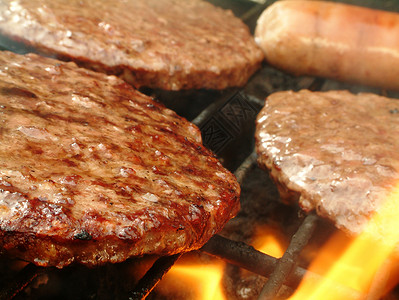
[169,263,226,300]
[155,255,226,300]
[290,184,399,299]
[155,225,287,299]
[252,225,287,258]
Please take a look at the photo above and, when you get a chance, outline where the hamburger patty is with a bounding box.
[0,51,240,268]
[0,0,263,91]
[255,90,399,236]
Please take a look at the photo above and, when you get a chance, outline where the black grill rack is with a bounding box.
[2,0,399,299]
[2,58,395,300]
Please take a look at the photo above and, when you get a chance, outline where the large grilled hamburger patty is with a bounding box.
[0,0,263,91]
[255,90,399,236]
[0,51,240,268]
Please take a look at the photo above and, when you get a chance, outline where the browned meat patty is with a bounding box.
[0,0,263,91]
[255,90,399,236]
[0,51,240,268]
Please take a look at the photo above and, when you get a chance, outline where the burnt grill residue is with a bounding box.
[74,230,92,241]
[201,92,258,151]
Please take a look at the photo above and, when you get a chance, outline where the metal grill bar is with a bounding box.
[0,263,44,300]
[201,234,307,287]
[3,0,397,299]
[201,234,367,299]
[129,253,182,300]
[234,150,257,184]
[258,213,319,299]
[191,90,239,127]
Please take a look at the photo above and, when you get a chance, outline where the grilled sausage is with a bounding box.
[255,0,399,90]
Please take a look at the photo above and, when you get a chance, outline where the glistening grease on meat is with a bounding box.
[0,51,240,268]
[0,0,263,91]
[255,90,399,237]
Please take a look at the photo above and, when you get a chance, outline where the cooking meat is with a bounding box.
[0,51,240,268]
[0,0,263,91]
[254,0,399,91]
[255,90,399,236]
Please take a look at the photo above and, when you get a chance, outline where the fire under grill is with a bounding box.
[0,148,330,300]
[2,0,399,299]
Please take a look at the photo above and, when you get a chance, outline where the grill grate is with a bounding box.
[2,1,399,299]
[258,214,319,299]
[0,264,44,300]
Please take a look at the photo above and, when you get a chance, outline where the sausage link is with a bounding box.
[255,0,399,90]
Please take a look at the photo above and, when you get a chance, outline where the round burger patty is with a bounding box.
[0,51,240,268]
[256,90,399,237]
[0,0,263,90]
